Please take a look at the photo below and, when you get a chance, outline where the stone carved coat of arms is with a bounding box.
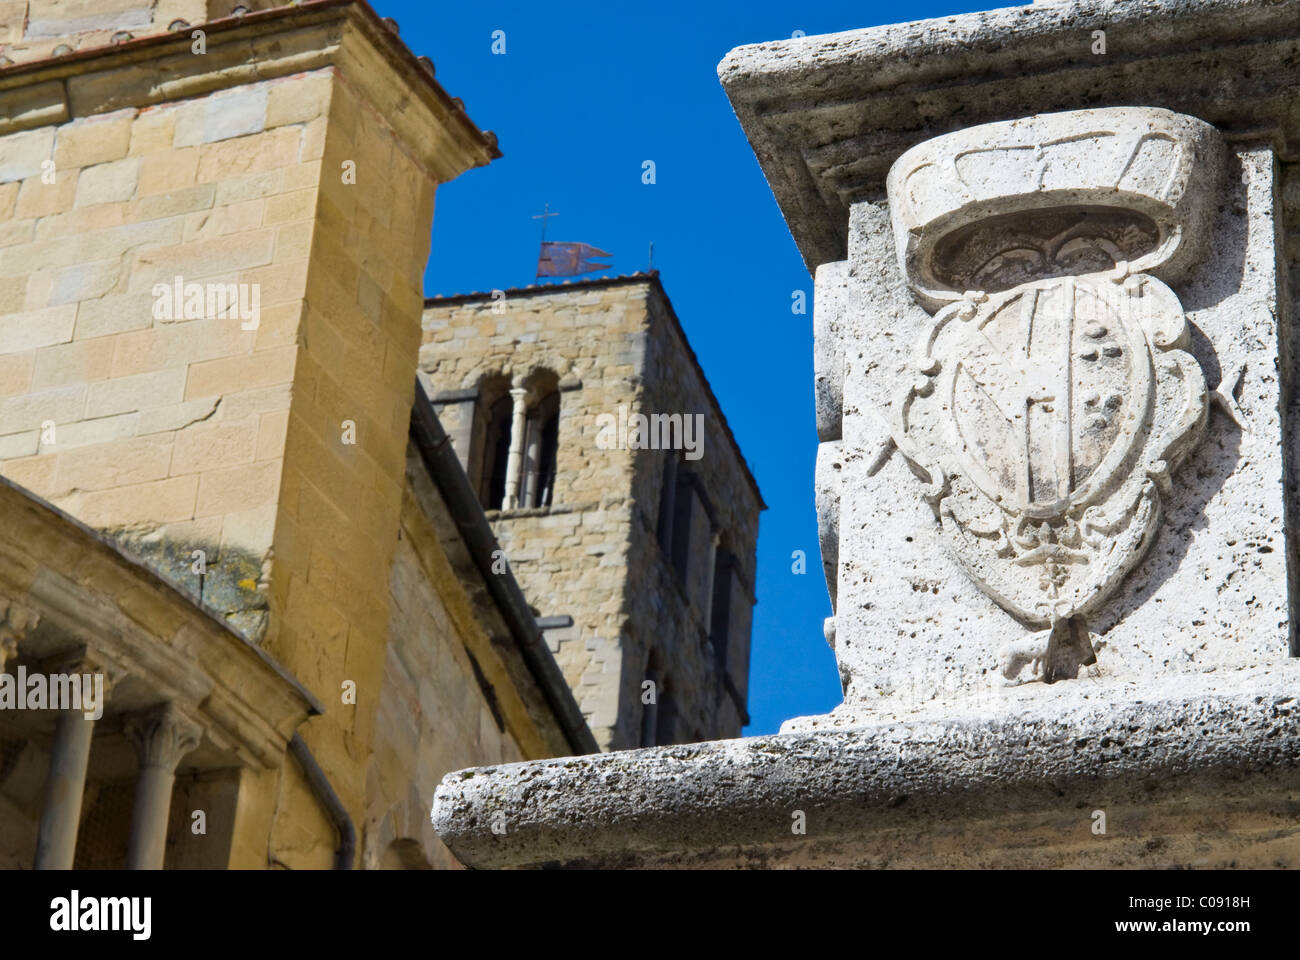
[882,108,1222,682]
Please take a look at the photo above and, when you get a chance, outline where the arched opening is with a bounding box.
[655,675,677,747]
[520,370,561,509]
[641,650,672,748]
[471,375,512,511]
[482,395,512,510]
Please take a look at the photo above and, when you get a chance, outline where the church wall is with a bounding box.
[365,465,537,870]
[0,3,525,869]
[0,1,282,66]
[0,69,331,639]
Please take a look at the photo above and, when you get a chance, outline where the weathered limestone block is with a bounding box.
[435,671,1300,869]
[805,113,1291,721]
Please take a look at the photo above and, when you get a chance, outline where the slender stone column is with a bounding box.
[503,387,529,509]
[34,713,95,869]
[522,416,542,508]
[33,650,107,870]
[124,703,202,870]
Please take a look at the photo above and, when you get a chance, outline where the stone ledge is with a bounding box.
[433,663,1300,868]
[0,0,498,181]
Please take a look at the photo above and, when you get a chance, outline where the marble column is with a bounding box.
[125,702,202,870]
[502,387,528,509]
[33,650,107,870]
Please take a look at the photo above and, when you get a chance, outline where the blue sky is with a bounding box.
[374,0,991,734]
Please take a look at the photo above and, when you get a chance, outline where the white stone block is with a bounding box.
[49,259,121,305]
[0,303,76,352]
[176,87,269,147]
[0,127,54,184]
[84,367,186,419]
[75,157,140,206]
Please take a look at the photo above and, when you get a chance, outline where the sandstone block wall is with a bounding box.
[0,0,524,868]
[365,455,544,870]
[629,286,761,742]
[258,64,443,866]
[0,68,330,639]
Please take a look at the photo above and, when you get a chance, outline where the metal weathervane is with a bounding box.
[532,204,612,279]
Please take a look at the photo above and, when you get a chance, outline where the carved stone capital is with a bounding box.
[0,630,17,674]
[2,600,40,636]
[0,600,37,672]
[125,703,202,772]
[39,644,122,699]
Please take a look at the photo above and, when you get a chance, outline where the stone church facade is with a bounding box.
[0,0,608,870]
[424,275,764,750]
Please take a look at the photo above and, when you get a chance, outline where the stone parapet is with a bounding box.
[434,661,1300,868]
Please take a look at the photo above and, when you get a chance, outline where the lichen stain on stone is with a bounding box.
[103,527,270,643]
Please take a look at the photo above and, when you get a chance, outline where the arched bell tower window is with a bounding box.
[469,370,562,511]
[522,390,560,508]
[472,375,512,511]
[641,650,675,747]
[517,370,560,510]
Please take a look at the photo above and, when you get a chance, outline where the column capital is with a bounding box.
[40,644,123,699]
[0,631,16,674]
[1,601,38,672]
[126,703,202,772]
[2,599,40,636]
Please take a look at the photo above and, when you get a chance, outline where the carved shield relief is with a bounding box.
[881,108,1223,678]
[893,270,1207,627]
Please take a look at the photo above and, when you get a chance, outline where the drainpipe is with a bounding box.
[288,733,355,870]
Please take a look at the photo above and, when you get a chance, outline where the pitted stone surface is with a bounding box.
[888,107,1224,311]
[720,0,1300,272]
[822,144,1290,709]
[433,663,1300,869]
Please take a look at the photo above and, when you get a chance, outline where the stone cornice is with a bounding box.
[0,473,321,770]
[719,0,1300,271]
[0,0,499,183]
